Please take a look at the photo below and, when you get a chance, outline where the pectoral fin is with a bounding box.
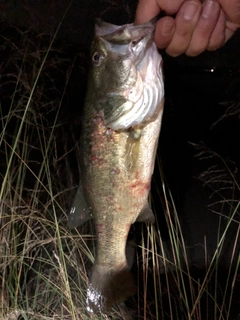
[136,203,155,223]
[67,183,92,229]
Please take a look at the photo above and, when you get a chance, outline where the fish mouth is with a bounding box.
[95,19,155,47]
[95,19,156,70]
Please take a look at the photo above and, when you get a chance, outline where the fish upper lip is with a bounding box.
[96,19,155,44]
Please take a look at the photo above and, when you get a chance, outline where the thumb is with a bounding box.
[135,0,161,24]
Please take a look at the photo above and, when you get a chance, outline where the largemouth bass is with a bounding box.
[68,19,164,313]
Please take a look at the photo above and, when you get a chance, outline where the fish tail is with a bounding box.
[86,265,136,314]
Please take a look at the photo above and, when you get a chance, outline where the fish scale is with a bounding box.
[67,19,164,313]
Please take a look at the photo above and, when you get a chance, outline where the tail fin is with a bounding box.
[86,266,136,314]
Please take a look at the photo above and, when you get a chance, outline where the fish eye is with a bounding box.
[92,52,104,66]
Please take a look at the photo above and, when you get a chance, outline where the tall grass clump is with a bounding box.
[141,146,239,320]
[0,19,101,319]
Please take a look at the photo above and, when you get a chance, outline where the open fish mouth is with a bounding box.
[95,19,156,67]
[96,18,155,44]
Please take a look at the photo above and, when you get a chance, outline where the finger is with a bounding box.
[186,0,221,56]
[135,0,186,25]
[165,0,202,57]
[159,0,187,15]
[154,17,176,49]
[207,9,226,51]
[218,0,240,25]
[135,0,161,25]
[225,20,240,41]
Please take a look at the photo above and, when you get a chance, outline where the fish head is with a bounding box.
[90,21,153,91]
[88,19,164,130]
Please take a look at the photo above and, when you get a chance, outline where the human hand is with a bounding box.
[135,0,240,57]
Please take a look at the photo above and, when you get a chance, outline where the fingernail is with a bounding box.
[184,1,199,20]
[161,20,174,36]
[202,0,218,19]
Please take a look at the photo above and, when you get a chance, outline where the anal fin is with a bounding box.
[136,203,155,223]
